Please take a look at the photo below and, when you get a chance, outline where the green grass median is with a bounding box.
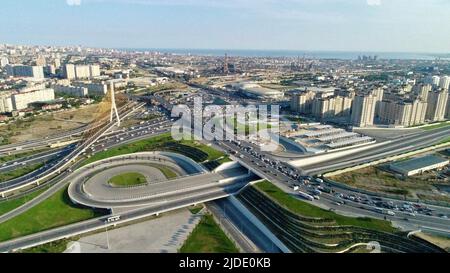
[0,148,50,164]
[152,165,178,179]
[421,122,450,131]
[108,172,147,187]
[0,163,44,183]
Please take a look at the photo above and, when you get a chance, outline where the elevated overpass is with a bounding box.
[68,152,256,209]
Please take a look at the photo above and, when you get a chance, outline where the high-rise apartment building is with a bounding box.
[412,84,432,100]
[350,94,376,127]
[0,57,9,67]
[11,88,55,110]
[311,96,353,119]
[63,64,76,80]
[73,82,108,96]
[63,64,101,80]
[426,89,449,121]
[6,65,44,79]
[410,99,428,126]
[35,55,46,66]
[0,92,13,113]
[75,65,91,79]
[89,65,101,77]
[379,99,427,127]
[370,87,384,118]
[439,76,450,90]
[290,91,315,114]
[446,93,450,119]
[53,84,88,97]
[425,75,441,86]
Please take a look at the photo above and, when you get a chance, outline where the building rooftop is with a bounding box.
[390,155,449,173]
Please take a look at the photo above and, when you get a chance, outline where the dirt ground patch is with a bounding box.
[415,232,450,252]
[331,166,450,202]
[0,105,98,144]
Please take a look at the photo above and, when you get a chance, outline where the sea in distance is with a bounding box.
[121,48,449,60]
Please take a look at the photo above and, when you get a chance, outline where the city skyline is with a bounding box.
[1,0,450,53]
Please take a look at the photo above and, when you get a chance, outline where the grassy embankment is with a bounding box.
[83,132,225,166]
[0,187,105,242]
[0,189,46,216]
[255,181,397,233]
[179,214,239,253]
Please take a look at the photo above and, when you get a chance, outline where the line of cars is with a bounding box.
[221,138,450,221]
[226,139,329,201]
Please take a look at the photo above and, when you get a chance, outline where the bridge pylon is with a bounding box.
[109,82,121,126]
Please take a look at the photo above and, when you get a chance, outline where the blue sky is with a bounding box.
[1,0,449,52]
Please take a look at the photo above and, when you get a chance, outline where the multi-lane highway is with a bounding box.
[0,105,172,196]
[1,84,449,253]
[215,138,450,234]
[300,126,450,175]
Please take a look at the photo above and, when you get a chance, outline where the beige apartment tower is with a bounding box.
[426,90,449,122]
[351,94,376,127]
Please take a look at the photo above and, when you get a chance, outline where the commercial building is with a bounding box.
[350,94,376,127]
[233,82,284,100]
[390,155,449,176]
[6,64,44,79]
[11,88,55,110]
[426,89,449,122]
[53,84,88,97]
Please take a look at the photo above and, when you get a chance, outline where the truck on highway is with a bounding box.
[298,191,314,201]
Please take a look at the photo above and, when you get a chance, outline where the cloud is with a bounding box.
[67,0,82,6]
[367,0,381,6]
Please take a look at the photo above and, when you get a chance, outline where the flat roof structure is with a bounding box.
[303,128,344,138]
[311,125,333,130]
[317,132,359,143]
[325,136,374,149]
[390,155,449,176]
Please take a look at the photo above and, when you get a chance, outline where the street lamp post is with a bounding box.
[105,223,110,250]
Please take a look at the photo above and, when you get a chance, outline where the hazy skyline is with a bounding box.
[1,0,450,53]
